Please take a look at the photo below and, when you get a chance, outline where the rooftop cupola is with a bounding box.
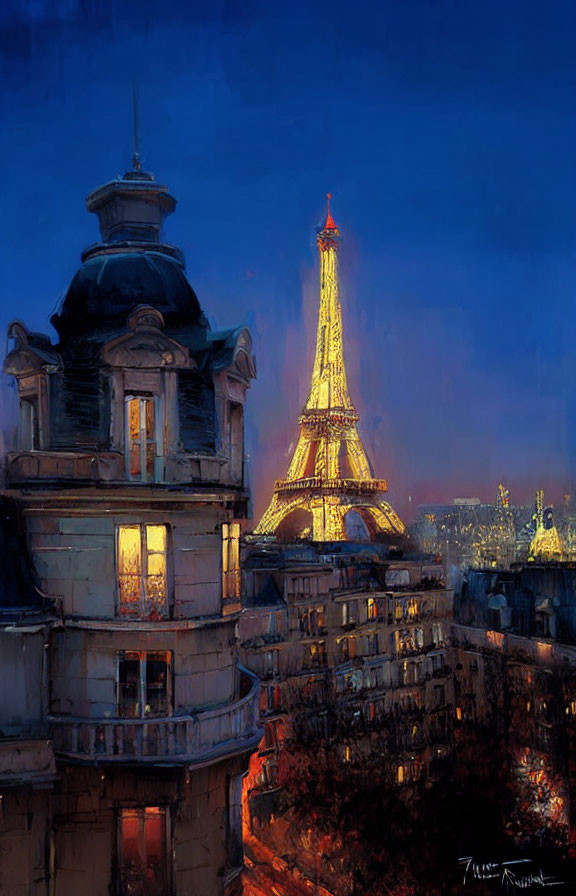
[85,155,177,250]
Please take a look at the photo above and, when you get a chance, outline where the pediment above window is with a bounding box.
[100,307,193,369]
[4,322,61,377]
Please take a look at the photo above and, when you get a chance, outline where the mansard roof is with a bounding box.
[51,250,207,343]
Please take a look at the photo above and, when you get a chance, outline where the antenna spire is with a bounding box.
[322,192,338,231]
[132,83,142,171]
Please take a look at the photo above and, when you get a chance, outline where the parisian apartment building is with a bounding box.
[0,155,261,896]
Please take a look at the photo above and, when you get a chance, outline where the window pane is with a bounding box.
[120,807,167,896]
[118,527,142,614]
[146,525,166,553]
[145,527,167,613]
[144,808,166,893]
[128,399,141,477]
[145,654,169,717]
[118,654,141,718]
[144,398,155,439]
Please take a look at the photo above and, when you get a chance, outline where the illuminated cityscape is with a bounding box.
[2,3,576,892]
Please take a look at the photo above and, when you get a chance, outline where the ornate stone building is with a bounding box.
[0,155,260,895]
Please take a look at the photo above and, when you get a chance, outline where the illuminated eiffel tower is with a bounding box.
[255,196,405,542]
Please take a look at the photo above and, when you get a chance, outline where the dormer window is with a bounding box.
[125,394,164,482]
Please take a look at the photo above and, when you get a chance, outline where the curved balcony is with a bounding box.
[49,667,261,768]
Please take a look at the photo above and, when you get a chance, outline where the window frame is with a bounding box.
[117,805,172,896]
[116,523,171,619]
[222,521,241,602]
[124,393,165,483]
[116,650,173,719]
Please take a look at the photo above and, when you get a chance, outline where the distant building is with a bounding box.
[0,154,260,896]
[411,488,529,588]
[240,539,454,825]
[453,564,576,852]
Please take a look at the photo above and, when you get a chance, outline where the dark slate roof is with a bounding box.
[51,251,206,340]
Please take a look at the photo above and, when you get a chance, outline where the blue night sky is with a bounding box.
[1,0,576,521]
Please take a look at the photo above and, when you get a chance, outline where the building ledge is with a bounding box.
[0,738,57,788]
[61,614,240,632]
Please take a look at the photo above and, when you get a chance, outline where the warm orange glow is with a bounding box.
[537,641,553,661]
[222,522,241,600]
[127,396,156,481]
[486,630,504,650]
[120,807,167,893]
[118,524,168,617]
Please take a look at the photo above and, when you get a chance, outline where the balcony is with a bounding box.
[49,667,261,767]
[6,450,124,484]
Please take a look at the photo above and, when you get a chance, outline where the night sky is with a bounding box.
[1,0,576,522]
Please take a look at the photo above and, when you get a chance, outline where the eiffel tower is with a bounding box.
[255,196,405,542]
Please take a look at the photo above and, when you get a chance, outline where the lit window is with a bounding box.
[397,765,404,784]
[299,604,326,636]
[367,597,377,620]
[222,522,241,600]
[117,651,171,718]
[456,706,462,721]
[407,598,419,620]
[126,395,162,482]
[119,807,169,895]
[304,641,327,668]
[117,524,169,618]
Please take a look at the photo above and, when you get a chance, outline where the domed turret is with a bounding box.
[52,159,206,342]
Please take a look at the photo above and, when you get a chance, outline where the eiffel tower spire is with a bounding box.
[255,197,405,542]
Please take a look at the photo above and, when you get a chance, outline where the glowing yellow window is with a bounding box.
[126,395,162,482]
[397,765,404,784]
[222,522,241,600]
[367,597,377,620]
[407,598,419,619]
[117,524,169,618]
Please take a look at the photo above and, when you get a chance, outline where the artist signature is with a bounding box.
[458,857,566,891]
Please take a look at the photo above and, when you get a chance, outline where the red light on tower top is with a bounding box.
[322,192,338,232]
